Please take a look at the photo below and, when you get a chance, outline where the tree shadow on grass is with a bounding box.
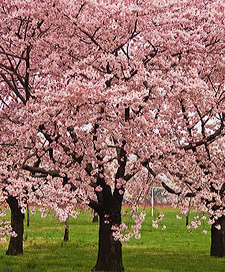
[123,246,225,272]
[0,241,97,272]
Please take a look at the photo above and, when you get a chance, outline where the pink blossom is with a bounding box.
[95,186,103,192]
[162,225,166,230]
[215,225,221,230]
[0,237,6,242]
[135,234,141,239]
[208,219,215,225]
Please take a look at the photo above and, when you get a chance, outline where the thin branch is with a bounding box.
[22,165,60,177]
[183,113,225,151]
[0,72,26,104]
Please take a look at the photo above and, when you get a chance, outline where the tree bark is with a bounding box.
[92,206,124,272]
[211,216,225,257]
[185,214,189,226]
[27,204,30,227]
[64,216,69,242]
[6,196,24,255]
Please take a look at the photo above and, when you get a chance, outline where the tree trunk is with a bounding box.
[27,204,30,227]
[211,216,225,257]
[6,196,24,255]
[64,216,69,242]
[92,207,124,272]
[185,214,189,226]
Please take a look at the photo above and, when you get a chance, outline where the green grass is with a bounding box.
[0,207,224,272]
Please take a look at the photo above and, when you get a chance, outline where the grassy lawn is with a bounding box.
[0,207,224,272]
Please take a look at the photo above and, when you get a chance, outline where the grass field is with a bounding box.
[0,207,224,272]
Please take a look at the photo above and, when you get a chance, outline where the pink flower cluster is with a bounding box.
[0,220,17,242]
[152,213,165,230]
[112,211,146,242]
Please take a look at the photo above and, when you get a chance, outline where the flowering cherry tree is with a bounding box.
[1,0,225,270]
[0,0,71,254]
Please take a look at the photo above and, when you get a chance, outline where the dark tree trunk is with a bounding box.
[64,216,69,242]
[91,130,126,271]
[185,214,189,226]
[27,204,30,227]
[211,216,225,257]
[6,196,24,255]
[93,211,99,223]
[92,206,124,272]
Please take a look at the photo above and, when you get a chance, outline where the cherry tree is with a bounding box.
[1,0,225,271]
[0,0,69,254]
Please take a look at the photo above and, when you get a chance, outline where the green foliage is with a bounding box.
[0,208,224,272]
